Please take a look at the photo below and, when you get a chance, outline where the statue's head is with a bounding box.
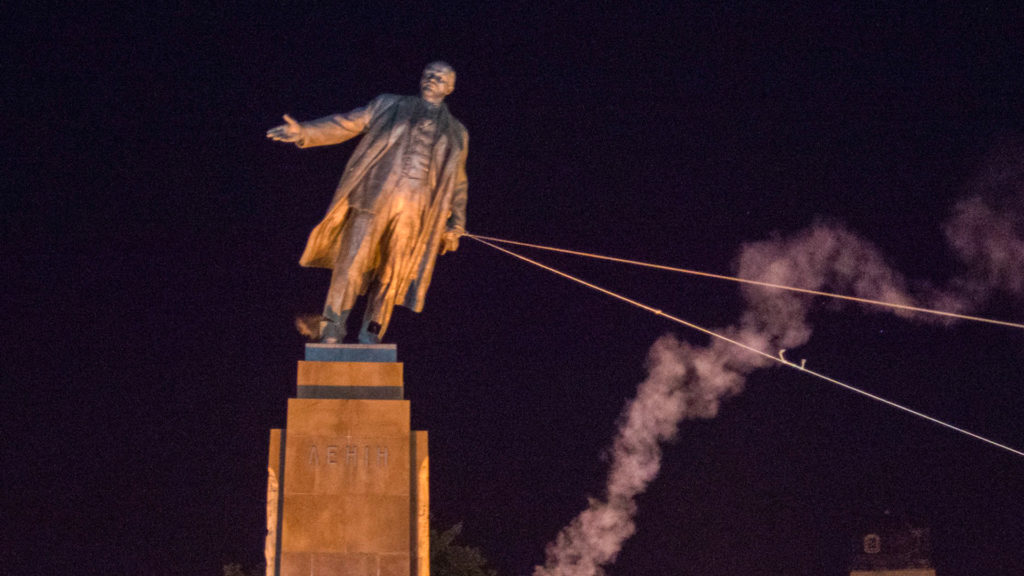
[420,61,456,103]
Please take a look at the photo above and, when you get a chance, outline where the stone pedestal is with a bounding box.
[267,344,429,576]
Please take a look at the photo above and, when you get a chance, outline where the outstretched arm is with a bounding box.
[266,97,386,149]
[266,114,303,143]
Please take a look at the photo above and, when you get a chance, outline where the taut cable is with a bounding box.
[467,234,1024,459]
[466,233,1024,330]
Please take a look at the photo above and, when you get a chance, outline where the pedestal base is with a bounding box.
[267,345,428,576]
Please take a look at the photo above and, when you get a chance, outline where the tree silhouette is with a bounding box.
[431,523,498,576]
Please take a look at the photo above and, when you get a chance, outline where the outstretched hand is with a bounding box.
[266,114,303,143]
[440,230,462,254]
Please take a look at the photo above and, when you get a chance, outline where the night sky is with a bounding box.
[5,4,1023,576]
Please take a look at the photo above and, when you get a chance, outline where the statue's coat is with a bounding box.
[295,94,468,312]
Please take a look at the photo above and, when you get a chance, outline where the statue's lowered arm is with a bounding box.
[440,135,469,254]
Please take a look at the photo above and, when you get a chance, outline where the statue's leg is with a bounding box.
[359,228,417,343]
[323,211,379,342]
[356,180,425,344]
[320,307,350,343]
[358,281,387,344]
[357,315,383,344]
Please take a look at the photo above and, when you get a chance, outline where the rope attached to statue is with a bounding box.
[465,233,1024,459]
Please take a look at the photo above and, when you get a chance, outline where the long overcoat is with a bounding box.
[294,94,468,312]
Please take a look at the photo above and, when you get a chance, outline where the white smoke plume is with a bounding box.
[534,148,1024,576]
[944,144,1024,298]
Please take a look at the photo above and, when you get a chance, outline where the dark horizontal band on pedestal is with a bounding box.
[305,343,398,363]
[296,385,404,400]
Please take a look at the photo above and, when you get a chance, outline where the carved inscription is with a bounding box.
[307,443,390,469]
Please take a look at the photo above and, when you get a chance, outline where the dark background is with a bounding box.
[4,3,1022,576]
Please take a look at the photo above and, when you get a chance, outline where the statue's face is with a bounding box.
[420,63,455,101]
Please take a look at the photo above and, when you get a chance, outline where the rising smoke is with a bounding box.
[534,148,1024,576]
